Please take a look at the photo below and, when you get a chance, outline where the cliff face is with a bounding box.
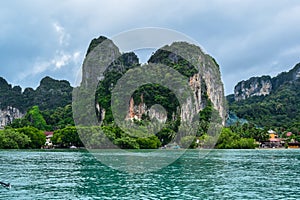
[234,76,272,101]
[200,55,226,123]
[81,36,121,89]
[126,95,167,123]
[228,70,300,128]
[234,63,300,101]
[148,42,226,124]
[272,63,300,90]
[0,76,73,127]
[0,106,24,129]
[116,42,226,125]
[79,37,226,127]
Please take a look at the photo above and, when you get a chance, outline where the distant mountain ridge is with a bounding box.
[228,63,300,128]
[233,63,300,101]
[0,76,72,128]
[0,76,72,112]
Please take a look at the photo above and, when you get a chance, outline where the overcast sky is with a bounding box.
[1,0,300,94]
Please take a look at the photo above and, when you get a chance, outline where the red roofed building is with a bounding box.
[44,131,54,138]
[43,131,54,149]
[261,130,283,148]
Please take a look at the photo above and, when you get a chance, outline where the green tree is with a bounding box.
[198,134,218,148]
[156,127,176,146]
[42,104,74,130]
[52,126,83,147]
[136,135,161,149]
[180,135,196,148]
[9,118,31,128]
[15,127,46,148]
[114,136,140,149]
[25,106,48,130]
[216,128,257,149]
[0,129,31,149]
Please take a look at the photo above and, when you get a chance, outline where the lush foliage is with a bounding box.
[0,127,46,149]
[26,106,48,130]
[216,127,258,149]
[10,105,74,131]
[41,104,74,130]
[100,125,161,149]
[132,84,180,120]
[52,126,83,148]
[0,77,24,111]
[148,48,198,77]
[0,129,31,149]
[180,135,197,148]
[0,76,72,112]
[179,122,264,149]
[50,125,162,149]
[10,106,48,130]
[229,79,300,129]
[229,63,300,133]
[15,127,46,148]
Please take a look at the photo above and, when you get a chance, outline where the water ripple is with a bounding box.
[1,149,300,199]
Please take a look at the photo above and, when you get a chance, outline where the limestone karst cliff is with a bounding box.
[148,42,226,125]
[1,36,226,131]
[234,63,300,101]
[82,36,226,126]
[234,76,273,101]
[229,62,300,128]
[0,106,24,129]
[0,76,72,128]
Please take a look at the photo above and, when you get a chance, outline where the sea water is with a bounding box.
[0,149,300,199]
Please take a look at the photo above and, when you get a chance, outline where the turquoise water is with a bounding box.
[1,149,300,199]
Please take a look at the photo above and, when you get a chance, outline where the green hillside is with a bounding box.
[0,76,72,112]
[229,72,300,130]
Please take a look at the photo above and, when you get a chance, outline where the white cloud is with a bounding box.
[18,50,82,80]
[16,20,82,81]
[52,51,71,69]
[52,50,82,69]
[53,22,70,46]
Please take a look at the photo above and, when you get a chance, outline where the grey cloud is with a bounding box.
[1,0,300,94]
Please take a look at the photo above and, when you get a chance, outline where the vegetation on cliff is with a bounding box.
[93,40,224,149]
[0,76,72,112]
[229,78,300,129]
[4,36,300,149]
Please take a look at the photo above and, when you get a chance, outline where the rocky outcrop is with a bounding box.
[149,42,226,125]
[34,76,73,110]
[0,76,73,127]
[234,76,272,101]
[126,95,167,123]
[201,55,226,124]
[272,63,300,90]
[189,74,202,113]
[0,106,24,129]
[0,76,72,111]
[80,37,226,126]
[234,63,300,101]
[122,42,226,125]
[81,36,121,89]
